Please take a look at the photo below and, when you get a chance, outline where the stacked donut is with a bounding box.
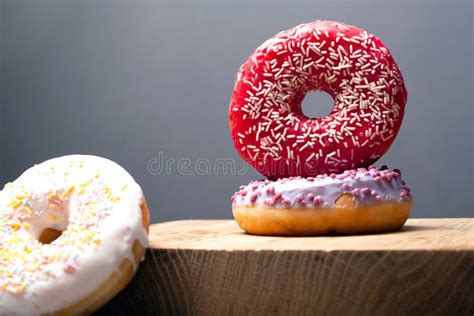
[229,20,412,235]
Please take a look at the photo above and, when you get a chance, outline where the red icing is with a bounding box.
[229,21,407,178]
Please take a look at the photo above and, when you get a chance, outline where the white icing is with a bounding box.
[232,167,411,208]
[0,155,148,315]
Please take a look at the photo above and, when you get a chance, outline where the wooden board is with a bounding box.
[98,218,474,316]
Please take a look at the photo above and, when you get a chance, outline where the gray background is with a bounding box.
[1,0,473,223]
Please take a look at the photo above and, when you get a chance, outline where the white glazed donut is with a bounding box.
[0,155,149,315]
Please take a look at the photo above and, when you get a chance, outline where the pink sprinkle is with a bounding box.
[266,186,275,195]
[342,183,351,191]
[251,184,259,191]
[250,193,258,203]
[307,193,314,201]
[362,188,372,196]
[374,176,382,183]
[296,193,304,203]
[273,193,283,202]
[63,263,76,274]
[240,191,247,197]
[352,188,360,197]
[375,195,383,202]
[312,196,322,206]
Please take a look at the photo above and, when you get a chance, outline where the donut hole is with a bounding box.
[38,228,64,244]
[301,91,334,119]
[32,187,73,245]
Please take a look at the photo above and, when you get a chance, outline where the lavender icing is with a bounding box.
[232,166,411,208]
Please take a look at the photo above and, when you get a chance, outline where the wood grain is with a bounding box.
[97,218,474,316]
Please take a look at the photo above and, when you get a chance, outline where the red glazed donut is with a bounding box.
[229,20,407,178]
